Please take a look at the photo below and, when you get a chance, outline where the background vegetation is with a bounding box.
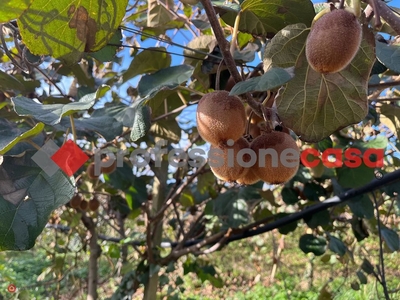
[0,0,400,299]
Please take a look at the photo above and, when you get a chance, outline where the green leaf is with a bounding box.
[57,114,123,141]
[360,135,388,149]
[137,65,195,99]
[107,244,120,259]
[11,90,103,125]
[0,151,75,251]
[337,163,375,189]
[123,47,172,82]
[299,234,327,256]
[89,29,123,63]
[347,194,374,219]
[281,187,299,205]
[265,24,375,142]
[328,235,347,256]
[0,70,25,92]
[229,67,293,96]
[179,189,195,208]
[361,258,375,275]
[376,40,400,73]
[356,270,368,285]
[378,103,400,138]
[304,209,330,229]
[18,0,129,63]
[0,119,44,155]
[380,225,400,252]
[220,0,315,36]
[149,119,181,143]
[0,0,34,23]
[213,190,249,228]
[276,213,297,235]
[317,137,333,152]
[105,163,148,209]
[130,105,152,142]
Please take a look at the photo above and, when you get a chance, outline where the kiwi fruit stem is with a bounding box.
[311,6,332,26]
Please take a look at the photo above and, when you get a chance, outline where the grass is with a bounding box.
[1,227,399,299]
[161,229,400,300]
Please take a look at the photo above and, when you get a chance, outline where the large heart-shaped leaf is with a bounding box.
[220,0,315,36]
[18,0,128,63]
[264,24,376,142]
[0,151,75,251]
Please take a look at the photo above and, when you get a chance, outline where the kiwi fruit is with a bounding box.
[208,137,252,182]
[101,156,117,174]
[236,169,260,185]
[70,193,83,208]
[251,131,300,184]
[196,91,246,145]
[80,200,89,211]
[305,8,362,74]
[89,197,101,211]
[87,162,99,180]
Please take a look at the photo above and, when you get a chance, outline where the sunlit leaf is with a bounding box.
[18,0,129,63]
[0,0,34,23]
[220,0,315,36]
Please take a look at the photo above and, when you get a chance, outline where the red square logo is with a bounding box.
[51,140,89,176]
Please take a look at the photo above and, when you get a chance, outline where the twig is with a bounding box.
[369,0,400,34]
[371,192,390,300]
[199,0,262,115]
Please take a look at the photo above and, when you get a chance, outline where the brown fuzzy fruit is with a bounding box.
[251,131,300,184]
[87,162,99,180]
[209,137,252,182]
[89,197,101,211]
[236,169,260,185]
[305,9,362,74]
[80,200,89,211]
[70,193,83,208]
[196,91,246,145]
[101,156,117,174]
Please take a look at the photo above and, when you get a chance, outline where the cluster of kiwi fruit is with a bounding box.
[305,6,362,74]
[86,155,117,180]
[196,90,300,185]
[69,193,101,211]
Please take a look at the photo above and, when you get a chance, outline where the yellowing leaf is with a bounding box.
[18,0,128,63]
[0,0,34,23]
